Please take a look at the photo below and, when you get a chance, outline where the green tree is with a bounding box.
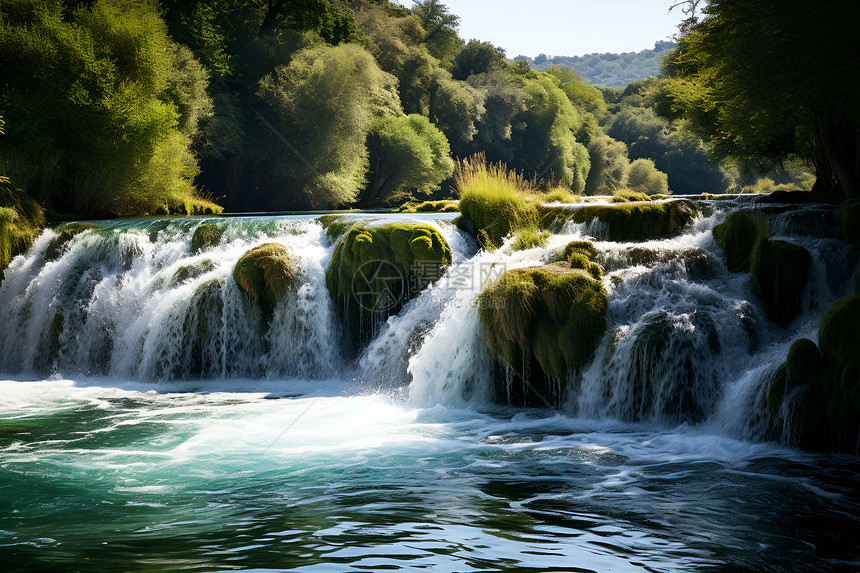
[627,158,668,195]
[663,0,860,198]
[257,43,401,208]
[0,0,213,216]
[363,114,454,204]
[452,40,506,80]
[584,134,630,195]
[411,0,462,67]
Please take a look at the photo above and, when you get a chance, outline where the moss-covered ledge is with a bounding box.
[538,200,697,241]
[326,223,452,344]
[479,263,608,406]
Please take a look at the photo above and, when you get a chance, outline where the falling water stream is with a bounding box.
[1,202,858,571]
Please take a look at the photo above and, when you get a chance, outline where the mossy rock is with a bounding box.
[479,263,608,405]
[458,193,537,250]
[818,296,860,366]
[172,260,216,285]
[326,223,452,343]
[191,223,223,253]
[562,240,597,260]
[750,239,810,327]
[712,210,769,272]
[767,301,860,452]
[317,215,366,245]
[836,198,860,247]
[233,243,295,308]
[45,223,99,261]
[396,200,459,213]
[542,200,696,242]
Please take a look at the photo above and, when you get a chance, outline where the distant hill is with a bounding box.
[515,41,676,88]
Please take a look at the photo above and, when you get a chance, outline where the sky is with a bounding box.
[409,0,686,58]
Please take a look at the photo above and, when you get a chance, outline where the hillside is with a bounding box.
[517,41,676,88]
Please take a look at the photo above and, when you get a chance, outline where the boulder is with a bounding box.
[191,222,223,253]
[233,243,295,307]
[712,210,769,272]
[326,223,452,342]
[479,263,607,405]
[751,239,811,327]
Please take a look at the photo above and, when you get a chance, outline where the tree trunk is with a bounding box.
[816,112,859,200]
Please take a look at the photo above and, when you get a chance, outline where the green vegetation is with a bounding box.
[326,223,451,343]
[44,223,100,262]
[661,1,859,199]
[0,0,219,218]
[750,239,811,327]
[479,264,607,405]
[712,210,769,272]
[395,200,459,213]
[612,190,651,203]
[232,243,295,308]
[191,223,223,253]
[523,42,677,88]
[769,297,860,451]
[543,201,696,242]
[511,227,550,251]
[455,155,538,250]
[364,114,454,205]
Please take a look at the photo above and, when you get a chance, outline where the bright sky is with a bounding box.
[409,1,685,58]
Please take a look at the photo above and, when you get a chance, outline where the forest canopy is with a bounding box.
[0,0,843,222]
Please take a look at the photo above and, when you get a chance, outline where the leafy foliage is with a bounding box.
[257,43,401,208]
[524,42,678,88]
[0,0,216,216]
[364,114,454,205]
[661,0,860,198]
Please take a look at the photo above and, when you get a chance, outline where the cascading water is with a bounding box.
[1,201,858,572]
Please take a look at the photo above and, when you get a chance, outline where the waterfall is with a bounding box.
[0,200,854,443]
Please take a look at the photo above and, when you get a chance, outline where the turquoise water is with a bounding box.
[1,206,859,571]
[1,378,858,572]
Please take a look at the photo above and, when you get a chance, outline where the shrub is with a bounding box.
[455,154,538,249]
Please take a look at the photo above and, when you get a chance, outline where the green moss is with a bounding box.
[562,240,597,260]
[479,264,608,404]
[173,260,216,285]
[836,198,860,246]
[458,189,537,250]
[712,210,769,272]
[750,239,810,327]
[326,223,452,343]
[396,200,459,213]
[317,215,361,245]
[785,338,822,386]
[819,296,860,366]
[511,226,550,251]
[768,299,860,451]
[233,243,295,308]
[44,223,99,262]
[191,223,223,254]
[611,190,651,202]
[541,200,696,242]
[767,363,788,419]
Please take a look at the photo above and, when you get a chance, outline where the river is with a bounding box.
[1,200,858,571]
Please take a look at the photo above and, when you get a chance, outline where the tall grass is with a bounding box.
[455,154,539,249]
